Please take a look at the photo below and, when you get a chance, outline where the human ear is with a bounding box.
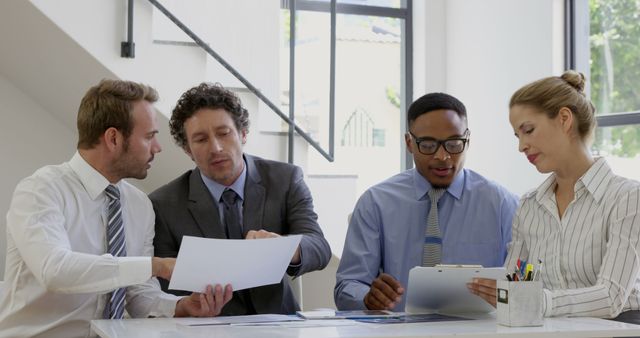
[404,133,414,154]
[241,129,248,145]
[183,145,195,162]
[557,107,574,134]
[104,127,120,151]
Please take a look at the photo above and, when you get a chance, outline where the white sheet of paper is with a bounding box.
[175,314,303,326]
[169,235,302,293]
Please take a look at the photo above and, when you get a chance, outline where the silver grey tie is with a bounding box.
[104,184,126,319]
[422,188,446,267]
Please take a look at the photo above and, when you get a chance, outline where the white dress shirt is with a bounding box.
[0,152,179,338]
[506,157,640,318]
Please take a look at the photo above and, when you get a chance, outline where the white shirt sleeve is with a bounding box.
[544,188,640,318]
[7,176,152,294]
[125,197,180,318]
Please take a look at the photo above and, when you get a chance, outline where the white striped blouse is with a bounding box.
[506,157,640,318]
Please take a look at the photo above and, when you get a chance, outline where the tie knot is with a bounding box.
[105,185,120,201]
[428,188,446,203]
[221,189,239,206]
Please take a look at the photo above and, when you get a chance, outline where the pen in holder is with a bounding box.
[496,280,543,327]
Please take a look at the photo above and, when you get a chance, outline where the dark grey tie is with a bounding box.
[104,184,126,319]
[220,188,256,314]
[221,189,243,239]
[422,188,446,267]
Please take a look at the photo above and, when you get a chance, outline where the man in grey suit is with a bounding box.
[150,82,331,315]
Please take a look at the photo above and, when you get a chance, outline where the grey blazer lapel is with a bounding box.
[243,155,265,234]
[187,169,226,239]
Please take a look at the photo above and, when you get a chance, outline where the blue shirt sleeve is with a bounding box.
[334,190,381,310]
[499,192,520,262]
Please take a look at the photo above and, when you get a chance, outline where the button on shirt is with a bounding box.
[506,158,640,318]
[335,168,519,311]
[0,152,179,338]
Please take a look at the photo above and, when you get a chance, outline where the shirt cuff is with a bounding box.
[287,248,303,277]
[150,293,181,318]
[116,256,152,286]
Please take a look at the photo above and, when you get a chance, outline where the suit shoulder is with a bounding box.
[249,155,300,176]
[251,155,297,170]
[149,170,194,202]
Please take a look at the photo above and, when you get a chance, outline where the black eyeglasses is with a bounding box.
[408,129,470,155]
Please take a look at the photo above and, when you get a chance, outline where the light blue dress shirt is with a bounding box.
[334,168,519,311]
[201,160,247,229]
[199,158,303,268]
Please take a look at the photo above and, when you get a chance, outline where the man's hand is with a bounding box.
[174,284,233,317]
[151,257,176,281]
[245,229,279,240]
[245,230,301,265]
[364,273,404,310]
[466,278,497,307]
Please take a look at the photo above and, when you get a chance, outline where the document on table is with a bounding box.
[168,235,302,293]
[296,310,398,320]
[175,314,303,326]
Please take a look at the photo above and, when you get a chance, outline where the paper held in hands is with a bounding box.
[168,235,302,293]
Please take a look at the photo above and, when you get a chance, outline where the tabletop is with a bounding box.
[91,315,640,338]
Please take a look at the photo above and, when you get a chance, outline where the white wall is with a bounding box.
[0,74,77,278]
[0,0,302,280]
[31,0,285,154]
[306,175,357,258]
[416,0,565,196]
[0,0,568,288]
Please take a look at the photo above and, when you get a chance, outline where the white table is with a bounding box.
[91,315,640,338]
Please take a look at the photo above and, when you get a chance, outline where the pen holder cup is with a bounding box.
[496,280,543,327]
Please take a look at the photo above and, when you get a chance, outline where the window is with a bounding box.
[281,0,412,195]
[570,0,640,180]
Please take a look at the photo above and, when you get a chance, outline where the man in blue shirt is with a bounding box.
[334,93,519,311]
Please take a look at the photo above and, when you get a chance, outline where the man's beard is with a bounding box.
[112,139,149,180]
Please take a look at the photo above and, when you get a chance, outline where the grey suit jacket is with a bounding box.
[150,154,331,315]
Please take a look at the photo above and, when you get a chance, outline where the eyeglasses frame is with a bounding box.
[408,129,470,155]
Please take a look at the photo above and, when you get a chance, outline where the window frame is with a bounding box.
[567,0,640,128]
[280,0,413,168]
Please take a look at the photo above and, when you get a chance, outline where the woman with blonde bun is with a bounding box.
[468,70,640,323]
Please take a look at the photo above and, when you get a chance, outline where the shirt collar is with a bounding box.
[535,174,556,203]
[577,157,612,203]
[412,167,466,201]
[535,157,612,204]
[69,151,114,200]
[201,158,247,203]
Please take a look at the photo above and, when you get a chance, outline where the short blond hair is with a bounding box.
[77,79,158,149]
[510,70,596,142]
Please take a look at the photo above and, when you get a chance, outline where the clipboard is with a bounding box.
[404,265,506,315]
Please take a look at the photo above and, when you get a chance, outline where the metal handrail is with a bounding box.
[121,0,135,57]
[147,0,334,162]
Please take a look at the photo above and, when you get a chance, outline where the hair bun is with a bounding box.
[561,70,586,93]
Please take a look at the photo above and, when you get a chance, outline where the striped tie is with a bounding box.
[104,184,127,319]
[423,188,446,267]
